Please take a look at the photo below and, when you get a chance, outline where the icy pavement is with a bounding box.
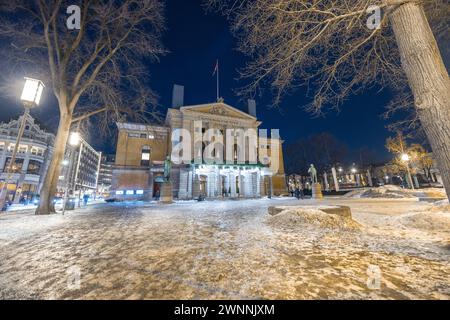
[0,198,449,300]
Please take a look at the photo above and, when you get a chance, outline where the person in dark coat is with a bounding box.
[294,187,300,200]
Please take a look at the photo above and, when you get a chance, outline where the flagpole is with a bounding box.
[216,60,220,102]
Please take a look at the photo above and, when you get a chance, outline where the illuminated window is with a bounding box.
[136,190,144,195]
[18,145,28,153]
[126,190,134,195]
[31,147,44,156]
[141,145,151,166]
[115,190,124,195]
[0,142,4,151]
[27,160,41,174]
[4,158,24,172]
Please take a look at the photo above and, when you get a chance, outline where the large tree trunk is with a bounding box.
[390,2,450,200]
[35,112,72,215]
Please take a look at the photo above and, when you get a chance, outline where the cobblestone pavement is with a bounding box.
[0,198,449,299]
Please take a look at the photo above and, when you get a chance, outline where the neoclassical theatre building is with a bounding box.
[112,88,287,200]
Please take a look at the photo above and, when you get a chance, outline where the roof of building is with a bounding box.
[0,113,55,145]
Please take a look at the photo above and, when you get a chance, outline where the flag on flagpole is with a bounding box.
[212,60,219,76]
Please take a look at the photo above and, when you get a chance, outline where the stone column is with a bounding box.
[268,176,273,198]
[323,172,329,191]
[256,171,261,197]
[238,168,242,198]
[192,174,200,199]
[259,174,266,197]
[413,175,420,189]
[187,171,193,198]
[232,173,238,198]
[332,167,339,192]
[367,169,373,187]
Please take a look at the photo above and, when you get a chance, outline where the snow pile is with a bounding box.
[344,186,447,199]
[344,185,417,199]
[266,207,361,231]
[395,203,450,232]
[434,199,449,206]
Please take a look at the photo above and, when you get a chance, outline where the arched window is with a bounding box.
[141,145,151,166]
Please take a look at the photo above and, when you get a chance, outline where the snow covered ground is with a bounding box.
[0,197,449,300]
[344,185,447,199]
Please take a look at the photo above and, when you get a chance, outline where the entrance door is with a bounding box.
[199,175,207,197]
[221,176,226,197]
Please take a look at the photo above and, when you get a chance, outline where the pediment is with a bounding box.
[180,103,256,121]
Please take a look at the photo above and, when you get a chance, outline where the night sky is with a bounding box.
[148,0,395,162]
[0,0,400,162]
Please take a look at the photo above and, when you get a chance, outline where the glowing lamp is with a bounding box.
[20,77,45,106]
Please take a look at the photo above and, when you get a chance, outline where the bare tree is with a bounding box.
[0,0,166,214]
[207,0,450,200]
[285,132,348,174]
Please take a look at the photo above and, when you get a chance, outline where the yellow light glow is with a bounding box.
[401,153,410,162]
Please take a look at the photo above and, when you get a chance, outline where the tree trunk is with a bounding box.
[35,112,72,215]
[389,2,450,200]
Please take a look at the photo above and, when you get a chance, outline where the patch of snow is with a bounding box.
[0,198,449,299]
[396,210,450,232]
[344,186,447,200]
[267,207,361,231]
[5,204,38,212]
[344,186,417,199]
[434,199,449,206]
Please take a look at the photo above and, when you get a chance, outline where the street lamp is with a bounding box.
[401,153,414,189]
[0,77,44,211]
[20,78,45,107]
[401,153,410,162]
[69,132,81,146]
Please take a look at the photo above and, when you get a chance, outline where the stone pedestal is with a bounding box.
[311,183,323,199]
[160,181,174,204]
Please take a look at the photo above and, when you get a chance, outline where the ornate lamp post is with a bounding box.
[0,78,44,211]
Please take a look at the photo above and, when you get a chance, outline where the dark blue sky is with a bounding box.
[148,0,395,161]
[0,0,398,161]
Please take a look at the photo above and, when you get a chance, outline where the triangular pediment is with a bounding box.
[180,102,256,120]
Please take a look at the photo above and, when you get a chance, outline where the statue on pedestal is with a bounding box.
[308,164,318,184]
[161,156,173,204]
[308,164,323,199]
[164,156,172,182]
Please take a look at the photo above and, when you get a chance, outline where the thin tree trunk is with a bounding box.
[390,2,450,200]
[35,112,72,215]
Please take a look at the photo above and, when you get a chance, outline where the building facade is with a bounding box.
[97,154,116,197]
[112,99,287,201]
[58,137,102,198]
[0,113,54,203]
